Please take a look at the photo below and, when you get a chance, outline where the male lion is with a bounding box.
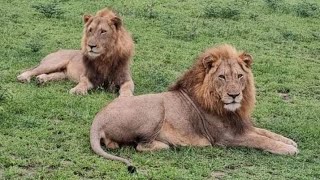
[17,8,134,96]
[90,44,298,173]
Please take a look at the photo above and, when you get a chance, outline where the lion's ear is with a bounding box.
[202,55,215,73]
[240,53,253,68]
[111,16,122,30]
[83,14,92,23]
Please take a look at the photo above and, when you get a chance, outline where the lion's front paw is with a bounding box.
[69,86,88,95]
[119,92,133,98]
[270,144,299,156]
[284,138,298,148]
[283,145,299,155]
[17,72,31,83]
[36,74,48,85]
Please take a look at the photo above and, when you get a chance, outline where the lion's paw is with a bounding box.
[284,138,298,148]
[69,87,88,95]
[17,72,31,83]
[284,145,299,155]
[119,93,133,98]
[36,74,48,85]
[270,144,299,156]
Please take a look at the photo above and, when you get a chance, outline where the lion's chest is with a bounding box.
[86,61,118,89]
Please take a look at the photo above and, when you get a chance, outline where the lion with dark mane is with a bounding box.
[90,44,298,173]
[17,8,134,96]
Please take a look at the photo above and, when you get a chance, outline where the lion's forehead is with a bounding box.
[217,59,244,75]
[87,18,111,30]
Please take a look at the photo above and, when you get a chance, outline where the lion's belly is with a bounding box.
[157,120,211,146]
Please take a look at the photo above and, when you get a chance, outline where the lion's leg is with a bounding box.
[136,140,170,152]
[69,75,93,95]
[36,72,67,84]
[225,131,298,155]
[119,80,134,97]
[103,138,120,149]
[17,54,69,83]
[254,127,297,147]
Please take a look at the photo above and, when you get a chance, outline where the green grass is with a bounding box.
[1,0,320,179]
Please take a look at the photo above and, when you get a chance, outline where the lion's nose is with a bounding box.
[227,93,240,99]
[88,44,97,49]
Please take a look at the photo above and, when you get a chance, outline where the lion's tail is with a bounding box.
[90,124,136,173]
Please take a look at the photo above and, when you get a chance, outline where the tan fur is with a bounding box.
[90,44,298,171]
[17,8,134,96]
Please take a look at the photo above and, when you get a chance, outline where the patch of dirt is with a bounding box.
[279,93,291,102]
[209,171,226,179]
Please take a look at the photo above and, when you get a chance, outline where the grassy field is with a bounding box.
[0,0,319,179]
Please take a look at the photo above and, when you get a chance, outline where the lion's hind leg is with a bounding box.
[254,127,297,147]
[136,140,170,152]
[103,138,120,149]
[17,51,71,83]
[36,72,67,85]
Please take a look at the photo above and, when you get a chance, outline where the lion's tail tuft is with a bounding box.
[90,122,136,173]
[127,165,137,174]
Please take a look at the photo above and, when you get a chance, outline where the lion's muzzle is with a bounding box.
[222,92,243,111]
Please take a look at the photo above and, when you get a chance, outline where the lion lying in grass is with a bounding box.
[90,44,298,173]
[17,8,134,96]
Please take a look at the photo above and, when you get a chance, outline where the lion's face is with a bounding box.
[81,10,122,59]
[203,51,253,112]
[213,60,247,111]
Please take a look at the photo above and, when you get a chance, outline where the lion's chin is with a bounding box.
[86,52,101,59]
[224,103,241,112]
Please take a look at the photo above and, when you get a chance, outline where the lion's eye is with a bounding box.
[101,29,107,34]
[238,74,243,79]
[218,75,225,80]
[88,28,92,33]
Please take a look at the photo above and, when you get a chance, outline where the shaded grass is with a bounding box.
[32,2,65,19]
[204,4,240,20]
[294,0,320,18]
[0,0,319,179]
